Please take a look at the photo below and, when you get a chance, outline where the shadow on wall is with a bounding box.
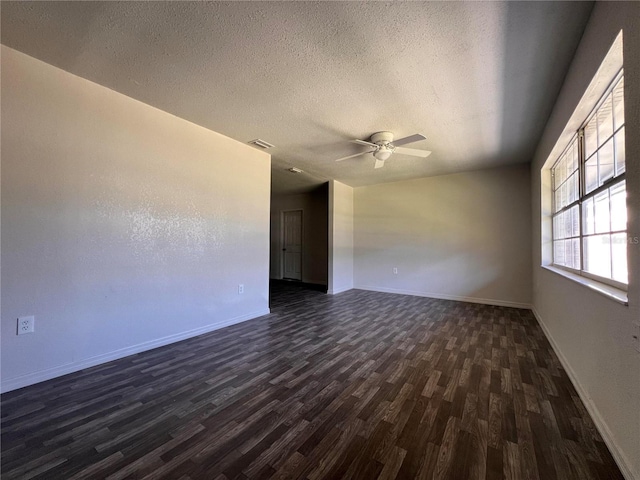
[498,2,594,163]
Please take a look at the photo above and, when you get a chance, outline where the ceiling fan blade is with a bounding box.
[352,139,378,148]
[393,133,426,146]
[374,159,385,169]
[394,147,432,158]
[335,150,374,162]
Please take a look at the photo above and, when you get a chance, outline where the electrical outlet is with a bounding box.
[238,284,244,294]
[17,316,35,335]
[393,267,398,274]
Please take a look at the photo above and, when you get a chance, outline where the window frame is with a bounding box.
[551,68,627,291]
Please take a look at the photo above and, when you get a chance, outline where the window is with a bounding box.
[551,71,627,289]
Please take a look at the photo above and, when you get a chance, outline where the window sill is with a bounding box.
[542,265,628,305]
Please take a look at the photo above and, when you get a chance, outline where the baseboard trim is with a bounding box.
[531,307,635,480]
[354,285,532,309]
[328,286,353,295]
[0,308,271,394]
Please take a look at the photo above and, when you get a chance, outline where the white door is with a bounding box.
[282,210,302,280]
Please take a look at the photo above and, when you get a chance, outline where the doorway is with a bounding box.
[268,183,329,309]
[282,209,303,281]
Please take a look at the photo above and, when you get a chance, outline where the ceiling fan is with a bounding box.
[335,131,431,169]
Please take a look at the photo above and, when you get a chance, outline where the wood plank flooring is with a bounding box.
[270,281,326,309]
[1,289,624,479]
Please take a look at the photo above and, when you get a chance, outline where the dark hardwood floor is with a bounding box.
[1,289,624,479]
[270,280,327,309]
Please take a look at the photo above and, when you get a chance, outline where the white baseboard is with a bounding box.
[531,307,635,480]
[0,308,270,394]
[328,285,353,295]
[354,285,532,309]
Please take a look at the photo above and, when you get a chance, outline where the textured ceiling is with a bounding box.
[1,1,593,194]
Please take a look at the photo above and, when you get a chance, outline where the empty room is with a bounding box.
[1,2,638,479]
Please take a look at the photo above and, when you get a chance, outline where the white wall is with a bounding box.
[270,186,328,285]
[531,3,640,479]
[1,47,271,392]
[354,164,532,308]
[328,180,354,294]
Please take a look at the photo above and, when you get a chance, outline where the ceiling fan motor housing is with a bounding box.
[371,132,395,160]
[371,131,395,145]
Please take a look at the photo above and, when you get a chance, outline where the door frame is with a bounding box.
[280,209,303,280]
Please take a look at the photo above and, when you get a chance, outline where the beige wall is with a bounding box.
[354,164,532,307]
[1,47,271,392]
[531,3,640,478]
[270,185,328,285]
[328,180,354,294]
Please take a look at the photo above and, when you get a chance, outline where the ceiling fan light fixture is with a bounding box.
[373,147,393,161]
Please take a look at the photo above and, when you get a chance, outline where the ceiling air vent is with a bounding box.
[248,139,275,149]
